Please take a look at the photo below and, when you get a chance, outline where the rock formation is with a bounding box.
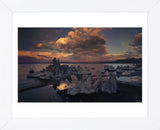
[27,58,118,96]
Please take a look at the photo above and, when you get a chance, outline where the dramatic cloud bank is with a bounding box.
[54,28,108,60]
[18,28,142,63]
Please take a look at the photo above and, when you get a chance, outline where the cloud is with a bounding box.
[123,51,134,58]
[37,55,52,59]
[133,33,142,46]
[33,43,53,50]
[73,36,107,56]
[18,50,73,61]
[56,37,71,46]
[32,41,63,53]
[18,50,53,60]
[55,28,108,60]
[129,33,142,53]
[121,50,142,59]
[48,41,54,44]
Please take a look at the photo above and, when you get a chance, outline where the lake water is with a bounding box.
[18,63,142,102]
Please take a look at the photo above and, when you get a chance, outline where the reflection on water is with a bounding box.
[57,82,73,90]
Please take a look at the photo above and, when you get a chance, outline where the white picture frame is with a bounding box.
[0,0,159,129]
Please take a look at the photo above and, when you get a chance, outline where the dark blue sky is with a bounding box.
[101,28,142,54]
[18,28,73,50]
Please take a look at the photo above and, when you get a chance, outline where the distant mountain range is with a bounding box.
[18,56,142,64]
[109,58,142,63]
[60,58,142,64]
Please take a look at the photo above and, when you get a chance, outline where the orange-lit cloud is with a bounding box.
[32,41,63,53]
[48,41,54,44]
[33,42,53,50]
[19,51,53,59]
[18,50,73,61]
[78,28,103,36]
[56,37,71,46]
[37,43,43,47]
[68,31,75,38]
[55,28,108,60]
[135,33,142,40]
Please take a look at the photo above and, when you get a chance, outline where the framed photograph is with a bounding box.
[0,0,159,129]
[13,12,147,118]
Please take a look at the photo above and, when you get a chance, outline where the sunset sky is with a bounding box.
[18,28,142,63]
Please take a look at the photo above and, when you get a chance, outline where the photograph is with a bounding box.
[18,27,142,102]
